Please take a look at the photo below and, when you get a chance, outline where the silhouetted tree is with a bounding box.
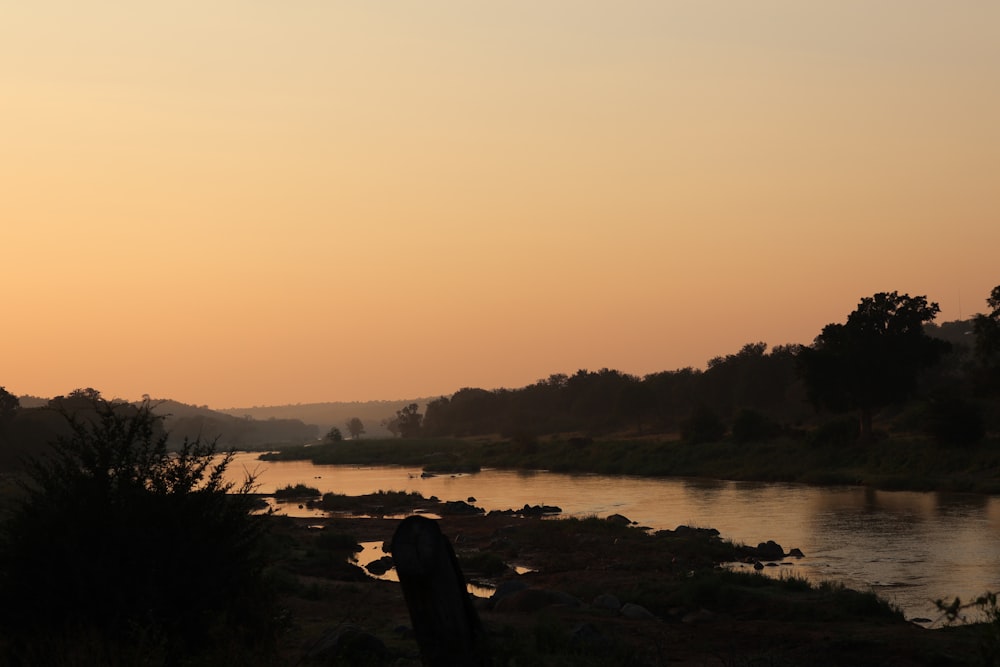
[0,399,276,665]
[326,426,344,442]
[382,416,402,438]
[346,417,365,439]
[394,403,424,438]
[0,386,18,422]
[798,292,949,442]
[973,285,1000,395]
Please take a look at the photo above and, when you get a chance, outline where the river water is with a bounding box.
[227,453,1000,623]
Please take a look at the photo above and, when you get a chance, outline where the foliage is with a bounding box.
[797,291,949,441]
[806,416,861,447]
[388,403,423,438]
[681,405,726,444]
[730,408,781,443]
[326,426,344,442]
[921,396,986,446]
[0,386,19,421]
[346,416,365,439]
[936,591,1000,665]
[0,400,277,666]
[972,285,1000,395]
[274,483,322,499]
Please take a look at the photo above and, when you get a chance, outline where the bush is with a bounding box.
[807,416,860,447]
[274,483,322,500]
[731,408,781,443]
[0,400,278,666]
[922,396,985,447]
[680,406,726,444]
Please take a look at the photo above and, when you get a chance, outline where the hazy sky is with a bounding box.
[3,2,998,408]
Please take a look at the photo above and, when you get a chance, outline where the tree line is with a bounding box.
[397,287,1000,446]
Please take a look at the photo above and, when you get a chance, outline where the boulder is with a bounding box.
[592,593,622,611]
[302,624,388,665]
[365,555,394,576]
[606,514,632,526]
[620,602,657,620]
[755,540,785,561]
[493,588,580,613]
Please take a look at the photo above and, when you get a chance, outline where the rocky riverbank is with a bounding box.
[266,493,986,666]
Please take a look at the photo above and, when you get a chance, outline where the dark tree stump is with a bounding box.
[391,515,490,666]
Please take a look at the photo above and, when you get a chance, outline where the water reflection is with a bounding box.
[227,453,1000,622]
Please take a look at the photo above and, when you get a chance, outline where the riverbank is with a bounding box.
[261,434,1000,495]
[266,492,988,666]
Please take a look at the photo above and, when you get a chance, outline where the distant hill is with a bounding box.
[145,399,318,449]
[4,397,319,453]
[217,397,443,438]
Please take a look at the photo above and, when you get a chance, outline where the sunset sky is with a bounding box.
[3,2,997,408]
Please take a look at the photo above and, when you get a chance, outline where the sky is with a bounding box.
[3,2,998,408]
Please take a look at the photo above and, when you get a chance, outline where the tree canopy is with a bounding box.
[797,291,949,441]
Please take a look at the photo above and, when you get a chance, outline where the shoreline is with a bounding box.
[264,495,988,666]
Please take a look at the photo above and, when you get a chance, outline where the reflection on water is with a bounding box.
[351,541,496,598]
[228,453,1000,622]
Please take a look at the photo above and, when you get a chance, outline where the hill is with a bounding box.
[217,397,442,438]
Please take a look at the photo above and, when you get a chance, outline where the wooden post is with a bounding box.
[391,515,490,666]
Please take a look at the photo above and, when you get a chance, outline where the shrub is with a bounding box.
[731,408,781,443]
[807,416,860,447]
[680,406,726,444]
[274,483,322,500]
[922,396,985,447]
[0,400,278,666]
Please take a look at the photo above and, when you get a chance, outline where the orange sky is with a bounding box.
[3,2,998,408]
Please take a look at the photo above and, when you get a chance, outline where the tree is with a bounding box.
[0,386,19,422]
[0,399,277,665]
[972,285,1000,392]
[326,426,344,442]
[346,417,365,439]
[797,291,949,442]
[382,416,402,438]
[393,403,423,438]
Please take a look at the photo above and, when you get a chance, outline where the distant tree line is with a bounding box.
[410,287,1000,446]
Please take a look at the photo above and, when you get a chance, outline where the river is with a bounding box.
[227,452,1000,623]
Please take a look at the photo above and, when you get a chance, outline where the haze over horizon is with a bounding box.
[4,2,997,409]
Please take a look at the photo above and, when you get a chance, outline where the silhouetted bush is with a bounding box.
[0,400,278,666]
[274,482,322,499]
[731,409,782,443]
[680,406,726,444]
[922,397,985,447]
[807,416,860,447]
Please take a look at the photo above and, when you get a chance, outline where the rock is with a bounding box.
[302,624,388,665]
[788,547,805,558]
[488,580,528,609]
[681,608,715,624]
[493,588,580,613]
[467,496,477,503]
[606,513,632,525]
[621,602,657,620]
[568,622,613,652]
[755,540,785,561]
[440,500,485,516]
[365,555,394,576]
[673,525,721,537]
[592,593,621,610]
